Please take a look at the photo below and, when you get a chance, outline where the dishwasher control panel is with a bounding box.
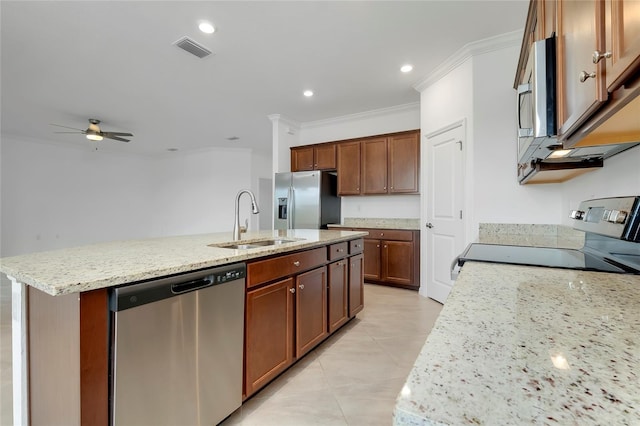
[111,263,246,312]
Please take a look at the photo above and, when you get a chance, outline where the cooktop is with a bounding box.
[458,243,634,274]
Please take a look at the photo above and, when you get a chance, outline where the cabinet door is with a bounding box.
[337,141,361,195]
[388,132,419,193]
[604,0,640,91]
[348,253,364,317]
[381,240,414,286]
[363,239,381,281]
[361,137,388,194]
[291,146,314,171]
[328,260,348,333]
[296,267,328,358]
[245,278,294,397]
[315,144,337,170]
[557,0,607,138]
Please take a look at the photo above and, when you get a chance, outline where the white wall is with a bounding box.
[471,44,563,238]
[299,103,420,145]
[0,136,253,257]
[560,145,640,225]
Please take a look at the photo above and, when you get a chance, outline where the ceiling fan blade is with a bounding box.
[103,132,133,137]
[104,134,131,142]
[50,123,85,131]
[54,131,85,134]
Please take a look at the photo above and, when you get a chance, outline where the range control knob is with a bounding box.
[608,210,628,224]
[570,210,585,220]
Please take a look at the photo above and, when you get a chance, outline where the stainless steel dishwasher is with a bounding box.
[110,263,246,426]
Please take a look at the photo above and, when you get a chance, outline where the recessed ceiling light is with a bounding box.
[226,136,240,141]
[303,90,314,97]
[400,64,413,73]
[198,22,215,34]
[167,148,179,152]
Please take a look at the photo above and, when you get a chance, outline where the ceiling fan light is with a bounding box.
[86,133,103,141]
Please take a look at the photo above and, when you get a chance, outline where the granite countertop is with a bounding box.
[328,217,420,230]
[0,229,366,296]
[394,262,640,425]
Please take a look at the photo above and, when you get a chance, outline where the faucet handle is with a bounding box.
[240,218,248,234]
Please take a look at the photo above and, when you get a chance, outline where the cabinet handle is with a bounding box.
[579,71,596,83]
[384,245,388,249]
[289,288,296,294]
[293,261,301,267]
[337,248,344,252]
[354,244,361,248]
[380,233,384,236]
[299,284,305,290]
[592,50,612,64]
[383,186,387,190]
[376,244,380,248]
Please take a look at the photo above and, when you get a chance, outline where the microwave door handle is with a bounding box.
[517,83,534,138]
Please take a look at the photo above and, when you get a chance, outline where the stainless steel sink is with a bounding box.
[209,238,301,250]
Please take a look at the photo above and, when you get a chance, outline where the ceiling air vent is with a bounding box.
[173,36,213,59]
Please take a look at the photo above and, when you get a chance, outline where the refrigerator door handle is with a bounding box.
[289,187,295,229]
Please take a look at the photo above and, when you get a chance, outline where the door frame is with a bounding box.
[420,119,467,300]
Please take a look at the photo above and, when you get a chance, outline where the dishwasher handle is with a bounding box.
[171,277,213,294]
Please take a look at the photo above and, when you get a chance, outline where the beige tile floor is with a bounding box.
[0,282,442,426]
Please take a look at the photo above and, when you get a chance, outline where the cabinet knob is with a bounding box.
[579,70,596,83]
[384,245,388,249]
[592,50,612,64]
[289,288,296,294]
[293,261,301,267]
[299,284,305,290]
[383,186,387,190]
[380,232,384,236]
[376,244,380,248]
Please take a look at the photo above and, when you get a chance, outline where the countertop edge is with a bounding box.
[1,230,368,296]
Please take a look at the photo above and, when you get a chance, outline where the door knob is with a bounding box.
[426,222,434,228]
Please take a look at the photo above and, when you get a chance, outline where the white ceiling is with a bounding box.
[1,1,528,156]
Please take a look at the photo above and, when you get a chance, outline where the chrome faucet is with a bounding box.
[233,189,260,240]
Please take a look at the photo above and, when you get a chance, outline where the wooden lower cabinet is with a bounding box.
[328,259,349,333]
[348,253,364,317]
[244,240,365,399]
[244,277,295,397]
[356,228,420,290]
[296,267,329,357]
[382,240,414,286]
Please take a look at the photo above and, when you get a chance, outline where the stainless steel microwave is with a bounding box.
[517,36,558,163]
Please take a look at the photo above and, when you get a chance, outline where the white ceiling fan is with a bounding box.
[50,118,133,142]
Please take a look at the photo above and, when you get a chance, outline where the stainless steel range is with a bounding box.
[458,196,640,274]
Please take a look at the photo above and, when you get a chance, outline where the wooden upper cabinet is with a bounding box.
[604,0,640,91]
[337,141,361,195]
[314,144,337,170]
[388,132,419,193]
[291,146,314,171]
[362,137,388,194]
[291,144,336,172]
[557,0,608,138]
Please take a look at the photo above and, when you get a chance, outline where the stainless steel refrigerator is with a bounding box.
[274,171,341,230]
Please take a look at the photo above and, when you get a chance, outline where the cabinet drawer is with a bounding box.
[328,242,348,261]
[357,229,413,241]
[247,247,326,288]
[349,239,364,254]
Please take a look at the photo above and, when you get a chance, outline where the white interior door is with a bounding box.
[425,122,465,303]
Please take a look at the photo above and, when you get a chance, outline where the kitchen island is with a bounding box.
[394,261,640,425]
[1,228,367,426]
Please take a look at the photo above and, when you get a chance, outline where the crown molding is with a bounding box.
[414,29,523,93]
[267,114,300,130]
[300,102,420,130]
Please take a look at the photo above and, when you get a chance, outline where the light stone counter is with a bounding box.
[394,262,640,425]
[0,229,366,296]
[478,223,585,249]
[328,217,420,230]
